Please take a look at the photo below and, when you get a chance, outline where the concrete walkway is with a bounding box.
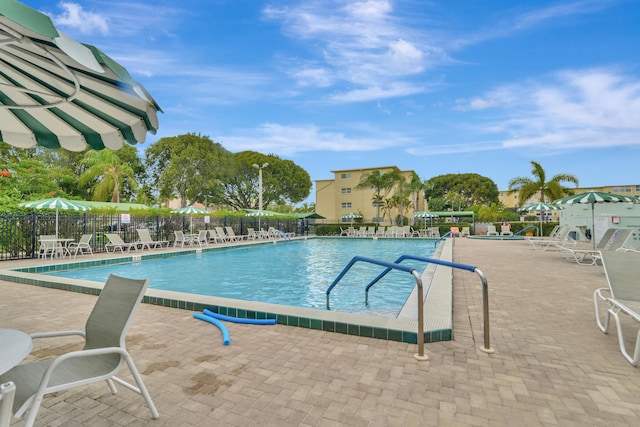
[1,238,639,426]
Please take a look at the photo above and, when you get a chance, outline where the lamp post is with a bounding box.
[253,163,268,229]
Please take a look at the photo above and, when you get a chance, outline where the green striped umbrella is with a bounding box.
[20,197,91,239]
[413,211,439,231]
[0,0,161,151]
[341,212,362,225]
[554,191,634,248]
[519,203,562,236]
[172,206,210,232]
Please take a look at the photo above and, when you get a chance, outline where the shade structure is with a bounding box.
[519,202,562,236]
[20,197,91,239]
[0,0,161,151]
[172,206,210,232]
[554,191,635,248]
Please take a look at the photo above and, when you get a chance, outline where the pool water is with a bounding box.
[46,238,436,317]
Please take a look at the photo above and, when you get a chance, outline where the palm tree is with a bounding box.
[356,170,401,224]
[508,161,579,206]
[79,150,137,203]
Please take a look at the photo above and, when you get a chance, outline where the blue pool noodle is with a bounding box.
[203,308,276,325]
[193,313,230,345]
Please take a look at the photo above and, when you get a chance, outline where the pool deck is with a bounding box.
[1,237,640,426]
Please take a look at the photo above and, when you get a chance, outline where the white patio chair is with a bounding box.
[594,251,640,366]
[68,233,93,257]
[0,274,159,426]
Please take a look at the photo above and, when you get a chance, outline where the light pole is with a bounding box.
[253,163,268,229]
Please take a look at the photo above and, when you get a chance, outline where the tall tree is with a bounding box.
[508,161,579,206]
[424,173,498,210]
[219,151,312,210]
[356,170,401,223]
[145,133,231,207]
[78,150,137,203]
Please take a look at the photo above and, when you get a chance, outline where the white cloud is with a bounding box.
[51,2,109,35]
[467,68,640,152]
[263,0,439,102]
[218,122,412,155]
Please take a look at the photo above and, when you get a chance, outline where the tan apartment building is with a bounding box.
[499,184,640,209]
[315,166,422,224]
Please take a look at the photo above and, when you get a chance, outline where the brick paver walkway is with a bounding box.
[1,238,639,426]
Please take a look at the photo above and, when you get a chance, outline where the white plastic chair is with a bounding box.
[0,274,159,426]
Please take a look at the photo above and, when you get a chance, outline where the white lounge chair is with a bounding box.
[500,225,513,236]
[0,274,159,426]
[136,229,169,250]
[526,226,574,251]
[594,251,640,366]
[173,231,192,247]
[225,226,243,241]
[215,227,230,242]
[194,230,209,246]
[559,228,632,265]
[486,225,499,236]
[105,233,139,252]
[208,229,223,244]
[68,233,93,258]
[461,227,470,237]
[247,228,259,240]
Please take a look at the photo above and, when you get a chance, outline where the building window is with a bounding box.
[340,173,351,179]
[341,202,352,208]
[341,188,351,194]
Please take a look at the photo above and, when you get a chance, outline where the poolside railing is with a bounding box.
[325,255,493,361]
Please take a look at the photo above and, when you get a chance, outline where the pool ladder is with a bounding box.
[325,255,493,361]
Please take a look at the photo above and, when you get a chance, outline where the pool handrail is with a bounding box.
[325,255,494,360]
[325,255,428,360]
[434,231,454,246]
[364,254,475,301]
[513,225,538,236]
[361,254,492,355]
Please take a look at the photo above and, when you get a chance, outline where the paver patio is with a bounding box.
[1,237,639,426]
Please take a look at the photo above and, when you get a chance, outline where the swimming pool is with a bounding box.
[45,238,436,318]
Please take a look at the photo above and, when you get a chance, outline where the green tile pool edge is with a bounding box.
[1,242,453,344]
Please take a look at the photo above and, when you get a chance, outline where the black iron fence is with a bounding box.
[0,213,311,261]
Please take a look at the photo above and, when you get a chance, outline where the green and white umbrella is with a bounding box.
[554,191,634,248]
[413,211,439,231]
[20,197,91,239]
[172,206,210,232]
[246,209,277,229]
[0,0,161,151]
[341,212,363,226]
[519,202,562,236]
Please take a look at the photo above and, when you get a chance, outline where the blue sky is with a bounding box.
[28,0,640,203]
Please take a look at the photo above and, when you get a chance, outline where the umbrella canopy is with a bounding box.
[413,211,439,230]
[172,206,210,215]
[519,202,562,237]
[413,211,439,218]
[172,206,210,232]
[0,0,161,151]
[246,210,276,217]
[341,212,363,226]
[20,197,91,239]
[554,191,635,248]
[341,212,363,219]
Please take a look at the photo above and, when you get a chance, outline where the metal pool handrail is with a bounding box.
[325,255,494,361]
[434,231,454,246]
[513,225,538,236]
